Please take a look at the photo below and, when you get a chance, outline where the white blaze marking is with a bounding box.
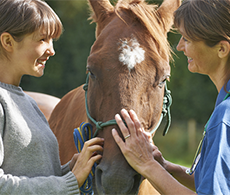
[119,37,145,71]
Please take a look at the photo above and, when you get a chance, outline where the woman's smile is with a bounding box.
[187,56,193,64]
[36,57,49,68]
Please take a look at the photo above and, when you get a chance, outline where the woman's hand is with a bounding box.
[69,153,80,171]
[70,152,100,171]
[112,109,196,194]
[112,109,169,174]
[112,109,156,175]
[71,137,104,187]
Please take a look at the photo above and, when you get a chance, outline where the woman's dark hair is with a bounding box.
[174,0,230,47]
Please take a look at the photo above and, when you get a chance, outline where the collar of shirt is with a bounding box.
[215,79,230,107]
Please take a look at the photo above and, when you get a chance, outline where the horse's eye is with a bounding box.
[87,68,96,79]
[90,71,97,79]
[158,79,166,88]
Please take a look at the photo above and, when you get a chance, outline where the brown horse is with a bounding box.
[49,0,180,194]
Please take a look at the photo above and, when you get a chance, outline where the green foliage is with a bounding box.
[154,120,203,166]
[20,0,217,139]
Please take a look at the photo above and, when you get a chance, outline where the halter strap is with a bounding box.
[83,73,172,137]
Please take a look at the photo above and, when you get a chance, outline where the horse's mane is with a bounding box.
[115,0,172,63]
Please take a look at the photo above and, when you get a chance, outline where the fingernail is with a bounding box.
[129,109,134,113]
[121,108,127,113]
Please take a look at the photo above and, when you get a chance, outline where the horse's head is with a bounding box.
[86,0,180,194]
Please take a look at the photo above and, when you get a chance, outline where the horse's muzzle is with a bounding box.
[95,162,141,195]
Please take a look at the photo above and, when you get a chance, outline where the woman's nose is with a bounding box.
[176,37,184,51]
[47,40,55,56]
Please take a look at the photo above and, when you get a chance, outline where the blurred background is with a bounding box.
[21,0,217,166]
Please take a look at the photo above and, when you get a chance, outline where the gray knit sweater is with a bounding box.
[0,82,80,194]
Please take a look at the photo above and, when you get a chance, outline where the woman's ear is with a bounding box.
[218,40,230,58]
[0,32,14,52]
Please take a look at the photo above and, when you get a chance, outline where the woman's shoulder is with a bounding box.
[211,97,230,127]
[0,83,38,114]
[0,82,24,98]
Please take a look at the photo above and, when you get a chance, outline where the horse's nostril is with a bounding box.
[96,166,102,184]
[95,166,104,194]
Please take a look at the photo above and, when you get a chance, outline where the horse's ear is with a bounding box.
[157,0,181,33]
[88,0,114,37]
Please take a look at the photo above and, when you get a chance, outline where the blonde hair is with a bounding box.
[0,0,63,57]
[174,0,230,47]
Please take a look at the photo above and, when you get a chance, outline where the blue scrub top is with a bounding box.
[195,80,230,194]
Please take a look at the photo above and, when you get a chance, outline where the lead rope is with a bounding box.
[73,122,96,195]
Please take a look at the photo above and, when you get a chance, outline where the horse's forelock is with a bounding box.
[115,0,172,63]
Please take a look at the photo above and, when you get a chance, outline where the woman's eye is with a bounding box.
[182,37,188,42]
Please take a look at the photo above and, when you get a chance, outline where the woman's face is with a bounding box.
[176,26,220,76]
[12,28,55,80]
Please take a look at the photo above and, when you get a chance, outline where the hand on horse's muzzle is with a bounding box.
[71,137,104,187]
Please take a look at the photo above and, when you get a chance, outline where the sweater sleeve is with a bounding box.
[0,104,80,195]
[62,161,71,175]
[0,171,80,195]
